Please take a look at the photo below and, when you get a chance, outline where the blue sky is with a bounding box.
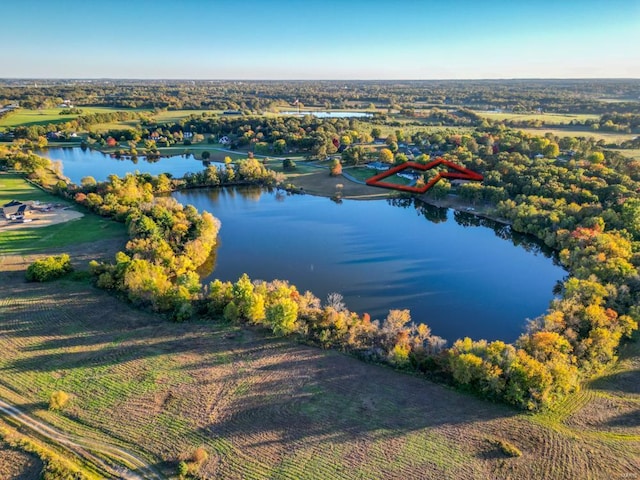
[1,0,638,79]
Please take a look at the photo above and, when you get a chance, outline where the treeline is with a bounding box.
[181,159,284,188]
[432,129,640,404]
[595,112,640,133]
[1,79,639,114]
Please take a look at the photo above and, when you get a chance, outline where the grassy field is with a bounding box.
[0,261,638,479]
[88,120,140,133]
[608,148,640,160]
[520,127,637,144]
[475,111,599,124]
[150,110,223,124]
[356,121,473,137]
[0,107,135,128]
[0,174,126,254]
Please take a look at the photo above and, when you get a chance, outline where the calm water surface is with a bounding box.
[41,147,211,184]
[174,187,566,342]
[280,111,373,118]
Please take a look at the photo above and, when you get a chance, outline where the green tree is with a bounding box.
[266,297,299,335]
[273,138,287,154]
[621,198,640,238]
[543,142,559,158]
[81,176,97,188]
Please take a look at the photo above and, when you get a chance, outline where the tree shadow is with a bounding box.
[605,408,640,430]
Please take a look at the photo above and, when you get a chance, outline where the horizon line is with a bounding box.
[1,77,640,82]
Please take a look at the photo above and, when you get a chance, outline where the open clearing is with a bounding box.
[519,127,637,144]
[608,148,640,160]
[474,111,598,124]
[0,243,638,479]
[0,107,135,129]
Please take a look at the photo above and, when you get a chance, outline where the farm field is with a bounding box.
[357,121,474,138]
[0,107,135,128]
[519,126,638,144]
[149,109,223,124]
[474,111,599,124]
[0,438,43,480]
[0,254,638,479]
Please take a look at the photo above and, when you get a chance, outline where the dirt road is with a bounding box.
[0,398,164,479]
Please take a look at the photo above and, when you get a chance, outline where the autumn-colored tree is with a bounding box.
[378,148,394,164]
[330,158,342,176]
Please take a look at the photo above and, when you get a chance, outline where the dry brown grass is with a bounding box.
[0,242,638,479]
[0,439,43,480]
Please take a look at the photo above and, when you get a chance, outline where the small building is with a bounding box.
[1,200,33,220]
[219,136,230,145]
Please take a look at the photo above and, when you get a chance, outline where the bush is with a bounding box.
[49,391,70,410]
[490,438,522,457]
[192,447,208,463]
[177,460,188,477]
[25,255,73,282]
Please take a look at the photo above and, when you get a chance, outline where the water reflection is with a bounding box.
[175,187,566,342]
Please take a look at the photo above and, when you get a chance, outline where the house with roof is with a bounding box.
[1,200,33,220]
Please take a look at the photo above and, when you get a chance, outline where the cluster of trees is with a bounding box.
[70,173,220,320]
[423,129,640,407]
[182,158,284,188]
[163,115,374,159]
[594,112,640,133]
[208,275,446,366]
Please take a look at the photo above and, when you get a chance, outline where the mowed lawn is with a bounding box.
[0,174,125,254]
[0,107,137,128]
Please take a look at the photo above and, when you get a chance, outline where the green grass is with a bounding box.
[519,127,637,144]
[264,159,321,176]
[607,148,640,160]
[344,167,377,182]
[0,215,126,254]
[0,107,137,128]
[150,109,223,124]
[0,173,62,205]
[88,121,139,133]
[0,174,126,254]
[475,111,598,124]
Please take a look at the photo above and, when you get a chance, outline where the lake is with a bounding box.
[40,147,211,184]
[280,111,373,118]
[173,187,566,343]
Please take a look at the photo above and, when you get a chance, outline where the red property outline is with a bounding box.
[365,158,483,193]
